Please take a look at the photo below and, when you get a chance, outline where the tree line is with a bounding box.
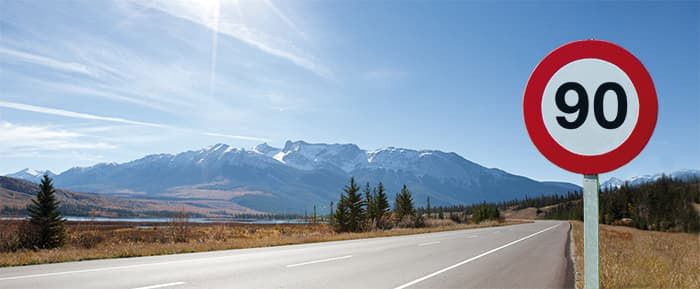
[542,176,699,233]
[330,177,502,233]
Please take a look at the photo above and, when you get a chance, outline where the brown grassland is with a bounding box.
[571,221,700,289]
[0,219,524,267]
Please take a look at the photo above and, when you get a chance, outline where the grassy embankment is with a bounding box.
[0,219,525,267]
[570,221,699,289]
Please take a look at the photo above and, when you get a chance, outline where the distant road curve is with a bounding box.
[0,221,574,289]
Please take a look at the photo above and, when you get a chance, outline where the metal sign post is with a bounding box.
[583,174,599,289]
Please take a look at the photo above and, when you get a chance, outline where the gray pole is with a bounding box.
[583,174,599,289]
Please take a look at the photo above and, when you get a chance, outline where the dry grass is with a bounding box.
[571,221,700,289]
[0,219,525,267]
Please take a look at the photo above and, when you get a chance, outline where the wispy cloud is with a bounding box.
[263,0,308,41]
[0,122,117,153]
[0,47,94,77]
[129,0,332,79]
[0,101,269,142]
[0,100,166,127]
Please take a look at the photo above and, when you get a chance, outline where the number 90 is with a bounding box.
[555,82,627,130]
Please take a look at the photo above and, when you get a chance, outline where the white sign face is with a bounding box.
[541,58,640,156]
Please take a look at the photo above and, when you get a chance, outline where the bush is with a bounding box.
[0,222,21,252]
[72,232,104,249]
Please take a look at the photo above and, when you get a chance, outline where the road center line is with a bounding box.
[286,255,352,268]
[132,281,186,289]
[418,241,440,246]
[393,224,560,289]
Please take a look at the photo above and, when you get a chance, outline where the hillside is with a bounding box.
[0,176,259,217]
[8,141,580,213]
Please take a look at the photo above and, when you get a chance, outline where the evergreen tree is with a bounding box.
[345,177,365,232]
[364,182,376,226]
[395,184,415,220]
[426,196,432,218]
[374,182,390,228]
[438,207,445,219]
[329,201,334,225]
[25,175,66,249]
[334,195,350,232]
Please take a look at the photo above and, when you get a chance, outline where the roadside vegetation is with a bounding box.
[331,178,502,233]
[548,176,699,233]
[0,176,514,267]
[571,221,699,289]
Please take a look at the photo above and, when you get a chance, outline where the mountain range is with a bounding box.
[600,169,700,189]
[5,168,56,184]
[4,141,580,214]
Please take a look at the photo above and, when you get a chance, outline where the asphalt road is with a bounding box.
[0,221,574,289]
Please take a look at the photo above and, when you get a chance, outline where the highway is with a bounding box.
[0,221,574,289]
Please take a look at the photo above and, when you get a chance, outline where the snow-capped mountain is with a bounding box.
[4,168,55,184]
[26,141,580,213]
[601,169,700,189]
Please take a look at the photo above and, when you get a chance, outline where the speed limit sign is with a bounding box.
[523,40,657,174]
[523,40,657,289]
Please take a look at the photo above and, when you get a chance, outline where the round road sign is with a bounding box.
[523,40,657,174]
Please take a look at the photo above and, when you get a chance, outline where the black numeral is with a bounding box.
[555,82,627,130]
[556,82,589,129]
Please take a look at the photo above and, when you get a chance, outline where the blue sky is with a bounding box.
[0,1,697,184]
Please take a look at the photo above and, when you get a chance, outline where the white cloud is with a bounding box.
[0,101,269,142]
[0,100,166,127]
[0,47,94,77]
[263,0,308,41]
[0,122,117,154]
[129,0,332,79]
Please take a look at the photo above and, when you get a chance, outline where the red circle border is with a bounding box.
[523,40,658,174]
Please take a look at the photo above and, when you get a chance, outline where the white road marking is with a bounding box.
[418,241,441,246]
[466,235,477,238]
[493,231,501,234]
[393,224,560,289]
[132,281,186,289]
[286,255,352,268]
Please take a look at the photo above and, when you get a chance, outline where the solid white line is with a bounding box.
[286,255,352,268]
[0,252,262,281]
[132,281,186,289]
[393,224,560,289]
[418,241,441,247]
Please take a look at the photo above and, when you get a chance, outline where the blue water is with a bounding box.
[1,216,312,224]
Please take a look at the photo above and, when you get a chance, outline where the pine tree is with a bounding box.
[364,182,375,227]
[334,196,350,232]
[25,175,66,249]
[374,182,390,228]
[345,177,365,232]
[438,207,445,219]
[426,196,432,219]
[395,184,415,220]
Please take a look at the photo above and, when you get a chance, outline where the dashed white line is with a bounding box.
[466,235,478,238]
[286,255,352,268]
[393,224,560,289]
[418,241,441,246]
[493,231,501,234]
[132,281,186,289]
